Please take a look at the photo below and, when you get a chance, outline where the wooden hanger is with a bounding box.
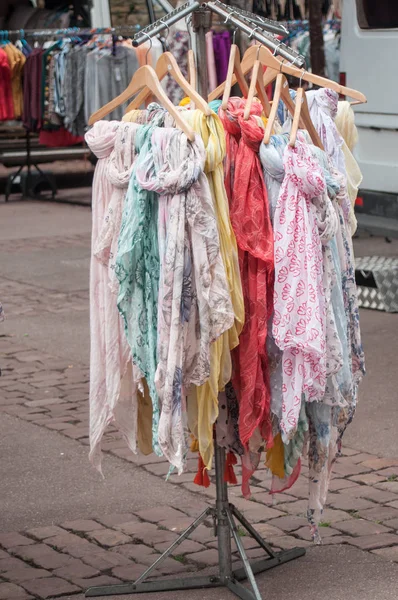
[187,49,197,91]
[209,45,367,105]
[88,64,195,141]
[243,47,271,119]
[289,87,324,149]
[220,43,249,110]
[124,52,211,115]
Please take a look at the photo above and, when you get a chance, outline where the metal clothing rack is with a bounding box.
[85,3,306,600]
[3,25,141,202]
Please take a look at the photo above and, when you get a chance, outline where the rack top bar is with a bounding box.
[133,1,200,46]
[210,1,288,35]
[206,1,305,66]
[6,26,140,38]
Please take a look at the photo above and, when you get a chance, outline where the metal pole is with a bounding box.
[214,442,232,582]
[146,0,157,23]
[133,1,200,46]
[191,7,211,97]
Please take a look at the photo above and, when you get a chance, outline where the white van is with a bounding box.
[340,0,398,236]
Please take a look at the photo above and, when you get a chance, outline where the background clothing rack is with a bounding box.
[3,25,141,202]
[85,2,306,599]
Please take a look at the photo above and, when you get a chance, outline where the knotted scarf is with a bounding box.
[116,123,162,456]
[230,102,274,450]
[136,127,234,472]
[86,120,140,473]
[273,138,328,443]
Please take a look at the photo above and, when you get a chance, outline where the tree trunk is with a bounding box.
[308,0,326,77]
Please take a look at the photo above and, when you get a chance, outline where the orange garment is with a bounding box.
[3,43,25,119]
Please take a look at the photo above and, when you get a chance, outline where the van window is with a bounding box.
[356,0,398,29]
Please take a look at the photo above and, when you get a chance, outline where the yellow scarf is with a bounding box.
[180,110,244,469]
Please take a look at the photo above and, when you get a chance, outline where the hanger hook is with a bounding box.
[232,26,238,45]
[279,58,286,73]
[142,31,153,65]
[273,42,282,56]
[248,26,260,40]
[256,44,261,60]
[160,18,169,40]
[290,55,301,67]
[299,69,306,88]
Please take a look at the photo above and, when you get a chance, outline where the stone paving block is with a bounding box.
[0,549,9,559]
[358,506,398,523]
[156,539,205,554]
[266,516,308,532]
[115,522,176,546]
[361,458,398,471]
[88,529,131,548]
[349,473,387,486]
[332,462,372,477]
[239,503,284,522]
[0,582,32,599]
[185,548,219,566]
[372,545,398,562]
[54,558,100,580]
[26,526,66,541]
[11,544,71,570]
[111,543,158,562]
[62,519,105,533]
[249,523,285,539]
[155,557,192,575]
[321,508,353,523]
[268,535,311,550]
[45,533,93,552]
[111,564,150,582]
[97,514,136,528]
[22,576,81,598]
[134,506,187,523]
[375,481,398,494]
[0,533,35,550]
[346,533,398,551]
[158,516,197,533]
[277,500,308,515]
[188,526,216,545]
[71,575,121,590]
[333,519,391,536]
[328,478,359,492]
[294,526,340,541]
[342,486,398,504]
[374,467,398,479]
[1,566,51,583]
[381,516,398,530]
[81,551,133,570]
[321,535,350,545]
[327,494,377,512]
[0,557,29,572]
[341,447,360,456]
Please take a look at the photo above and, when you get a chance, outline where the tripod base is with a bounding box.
[86,501,305,600]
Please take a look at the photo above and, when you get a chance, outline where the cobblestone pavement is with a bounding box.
[1,204,398,599]
[1,332,398,599]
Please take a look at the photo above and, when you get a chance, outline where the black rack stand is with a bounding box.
[5,131,57,202]
[86,444,305,600]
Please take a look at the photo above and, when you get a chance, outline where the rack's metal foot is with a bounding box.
[233,547,306,581]
[86,575,223,597]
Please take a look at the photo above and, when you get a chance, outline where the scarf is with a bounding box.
[136,127,234,472]
[273,138,328,443]
[86,120,140,473]
[116,123,162,456]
